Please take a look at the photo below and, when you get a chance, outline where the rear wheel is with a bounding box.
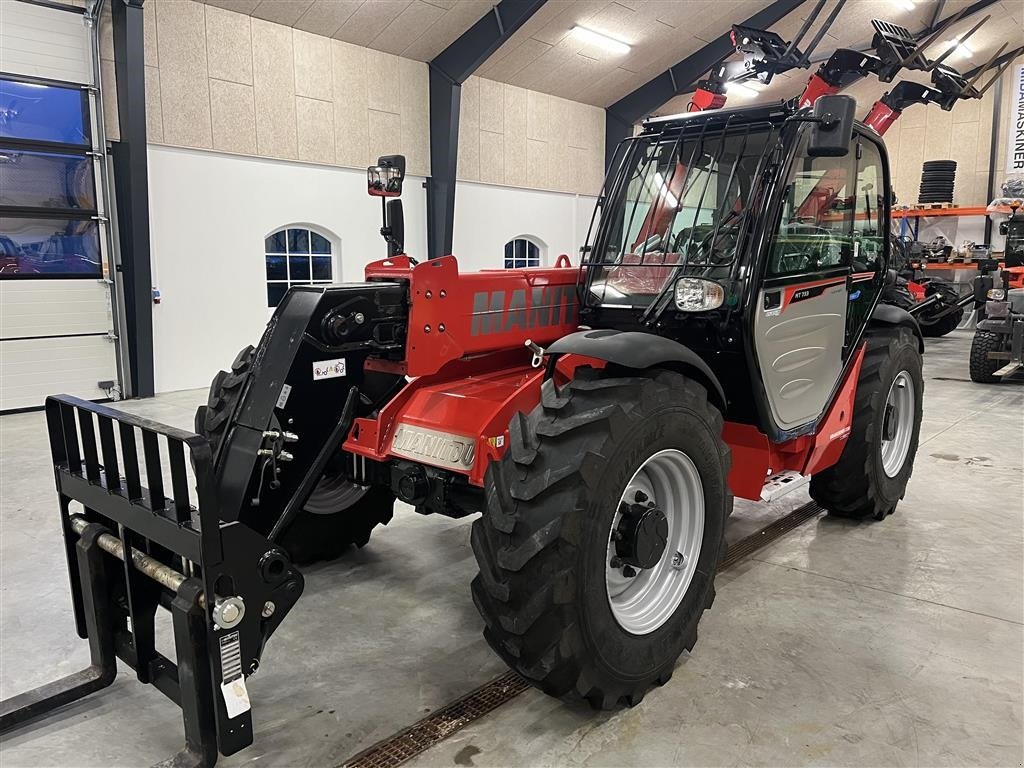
[969,330,1004,383]
[196,346,394,565]
[471,368,731,708]
[810,327,923,521]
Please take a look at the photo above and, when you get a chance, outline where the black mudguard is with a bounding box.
[215,284,407,531]
[870,303,924,351]
[547,329,727,411]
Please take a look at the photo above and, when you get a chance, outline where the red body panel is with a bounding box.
[798,73,839,110]
[343,353,602,486]
[690,88,727,112]
[724,343,866,500]
[907,280,926,301]
[863,101,900,136]
[364,255,579,377]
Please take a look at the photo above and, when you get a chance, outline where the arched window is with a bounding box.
[265,226,334,307]
[504,237,542,269]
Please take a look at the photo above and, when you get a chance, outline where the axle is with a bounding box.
[69,515,208,608]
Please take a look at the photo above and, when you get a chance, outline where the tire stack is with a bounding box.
[918,160,956,205]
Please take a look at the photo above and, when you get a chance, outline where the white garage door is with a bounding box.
[0,0,121,412]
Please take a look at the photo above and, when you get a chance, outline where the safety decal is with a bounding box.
[313,358,346,380]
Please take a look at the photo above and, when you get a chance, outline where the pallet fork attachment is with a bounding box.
[0,395,304,767]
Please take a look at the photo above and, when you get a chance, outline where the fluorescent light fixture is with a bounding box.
[570,25,631,55]
[944,38,973,59]
[653,172,679,209]
[725,81,759,98]
[894,0,915,10]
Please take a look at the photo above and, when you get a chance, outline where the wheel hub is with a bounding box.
[605,449,705,636]
[613,495,669,570]
[883,402,898,441]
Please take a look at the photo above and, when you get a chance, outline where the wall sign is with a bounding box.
[1008,63,1024,175]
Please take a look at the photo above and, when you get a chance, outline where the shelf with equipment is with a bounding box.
[893,205,990,244]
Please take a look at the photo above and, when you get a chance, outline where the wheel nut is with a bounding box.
[634,490,648,503]
[622,565,637,577]
[610,556,623,569]
[262,601,276,618]
[671,551,686,569]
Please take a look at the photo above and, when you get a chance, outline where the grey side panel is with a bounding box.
[754,281,847,431]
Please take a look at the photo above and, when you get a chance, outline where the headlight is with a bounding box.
[987,288,1006,300]
[674,278,725,312]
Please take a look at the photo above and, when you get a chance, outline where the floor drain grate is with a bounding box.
[718,501,823,570]
[343,672,531,768]
[341,500,823,768]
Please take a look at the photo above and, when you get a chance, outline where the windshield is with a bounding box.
[584,120,776,308]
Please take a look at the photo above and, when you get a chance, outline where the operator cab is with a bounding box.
[578,98,890,439]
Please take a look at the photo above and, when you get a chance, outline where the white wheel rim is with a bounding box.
[881,371,915,478]
[605,449,705,635]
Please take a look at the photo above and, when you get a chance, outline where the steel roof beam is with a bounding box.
[604,0,807,168]
[426,0,547,260]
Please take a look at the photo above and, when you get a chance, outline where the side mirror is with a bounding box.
[367,154,406,197]
[808,95,856,157]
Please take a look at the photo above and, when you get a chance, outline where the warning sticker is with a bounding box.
[218,631,251,718]
[313,358,346,381]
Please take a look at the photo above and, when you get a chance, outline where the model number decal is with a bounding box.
[313,358,346,380]
[391,423,475,470]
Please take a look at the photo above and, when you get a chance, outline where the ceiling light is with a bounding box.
[944,38,974,59]
[570,25,631,55]
[894,0,915,10]
[725,81,759,98]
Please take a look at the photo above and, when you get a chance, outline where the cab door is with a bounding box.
[754,128,856,432]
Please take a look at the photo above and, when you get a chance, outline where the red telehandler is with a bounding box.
[0,8,1017,767]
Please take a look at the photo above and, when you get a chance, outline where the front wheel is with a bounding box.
[196,346,395,565]
[969,330,1004,383]
[810,327,924,520]
[471,368,731,709]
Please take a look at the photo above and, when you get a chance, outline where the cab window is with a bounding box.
[768,128,855,278]
[851,138,885,273]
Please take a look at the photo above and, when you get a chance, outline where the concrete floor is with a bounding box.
[1,329,1021,767]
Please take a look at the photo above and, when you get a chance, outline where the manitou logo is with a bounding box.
[391,423,475,471]
[470,285,577,336]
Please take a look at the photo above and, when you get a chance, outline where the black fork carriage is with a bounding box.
[0,395,303,767]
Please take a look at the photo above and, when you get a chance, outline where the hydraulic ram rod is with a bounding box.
[68,515,207,608]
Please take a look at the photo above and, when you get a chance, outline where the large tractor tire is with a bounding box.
[969,330,1004,383]
[919,307,964,337]
[195,346,394,565]
[471,367,731,709]
[810,327,923,521]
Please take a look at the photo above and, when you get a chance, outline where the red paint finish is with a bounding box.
[863,100,901,136]
[780,276,846,312]
[723,343,866,500]
[907,280,926,301]
[802,343,865,475]
[343,353,603,486]
[364,255,579,378]
[690,88,727,112]
[797,74,839,109]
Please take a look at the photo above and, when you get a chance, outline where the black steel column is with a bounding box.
[111,0,154,397]
[425,0,548,260]
[426,68,461,262]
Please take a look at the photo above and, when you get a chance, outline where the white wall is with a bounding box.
[453,181,598,271]
[148,146,598,394]
[148,145,426,393]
